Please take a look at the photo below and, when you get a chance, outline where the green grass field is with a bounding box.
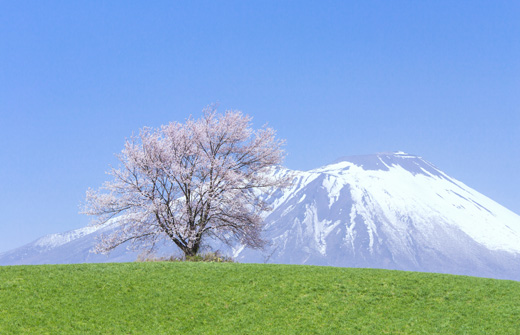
[1,262,519,334]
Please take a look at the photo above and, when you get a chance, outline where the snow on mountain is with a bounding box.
[2,152,519,281]
[33,225,103,250]
[237,152,520,280]
[0,220,138,265]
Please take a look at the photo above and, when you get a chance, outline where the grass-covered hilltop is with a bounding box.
[1,262,519,334]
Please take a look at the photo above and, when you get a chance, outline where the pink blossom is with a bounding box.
[82,107,288,257]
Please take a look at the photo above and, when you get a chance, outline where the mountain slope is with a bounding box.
[236,152,520,280]
[0,221,138,265]
[2,152,519,280]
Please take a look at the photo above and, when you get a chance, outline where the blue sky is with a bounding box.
[1,1,519,253]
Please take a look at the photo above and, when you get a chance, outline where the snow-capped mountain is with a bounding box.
[2,152,519,281]
[236,152,520,280]
[0,221,138,265]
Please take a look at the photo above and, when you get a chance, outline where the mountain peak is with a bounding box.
[334,151,418,163]
[329,152,443,177]
[378,151,417,157]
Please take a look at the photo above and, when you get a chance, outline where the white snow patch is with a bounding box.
[35,226,101,249]
[321,175,344,208]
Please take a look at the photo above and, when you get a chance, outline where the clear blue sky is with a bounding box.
[1,1,519,253]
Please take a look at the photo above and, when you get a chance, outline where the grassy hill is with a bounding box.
[1,262,519,334]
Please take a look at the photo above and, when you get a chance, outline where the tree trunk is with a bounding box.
[174,237,201,258]
[184,244,199,257]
